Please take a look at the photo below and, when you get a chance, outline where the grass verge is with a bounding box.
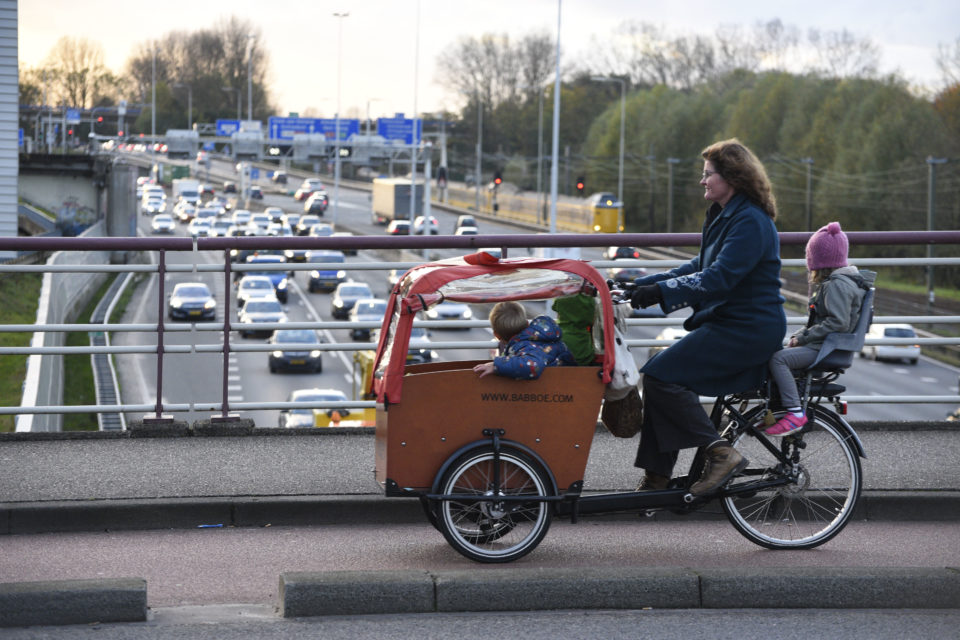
[0,273,43,432]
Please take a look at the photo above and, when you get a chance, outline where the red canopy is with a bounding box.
[371,253,617,404]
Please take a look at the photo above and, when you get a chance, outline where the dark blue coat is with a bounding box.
[637,193,786,396]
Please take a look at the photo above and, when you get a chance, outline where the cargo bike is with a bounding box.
[371,253,866,563]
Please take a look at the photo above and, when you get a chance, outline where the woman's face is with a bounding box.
[700,160,734,207]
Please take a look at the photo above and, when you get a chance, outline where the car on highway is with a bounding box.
[425,300,473,325]
[150,214,176,234]
[243,254,289,303]
[278,388,352,428]
[246,212,272,235]
[173,201,197,223]
[295,214,322,235]
[303,191,329,215]
[223,181,238,194]
[348,298,388,340]
[186,217,211,237]
[140,193,166,216]
[306,250,348,293]
[231,209,252,226]
[264,206,285,223]
[455,214,478,232]
[281,213,301,229]
[413,215,439,235]
[167,282,217,321]
[235,275,277,308]
[454,226,479,236]
[237,298,287,338]
[209,219,233,238]
[200,183,215,197]
[267,328,323,373]
[331,281,374,319]
[271,171,288,185]
[604,246,642,260]
[862,323,921,364]
[386,220,410,235]
[194,206,220,223]
[248,185,264,200]
[266,222,293,237]
[294,178,325,201]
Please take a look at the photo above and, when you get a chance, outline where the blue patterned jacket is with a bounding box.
[493,316,576,380]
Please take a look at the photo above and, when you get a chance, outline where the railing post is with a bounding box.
[143,248,173,424]
[211,250,238,423]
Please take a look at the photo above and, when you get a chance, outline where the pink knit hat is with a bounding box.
[806,221,849,270]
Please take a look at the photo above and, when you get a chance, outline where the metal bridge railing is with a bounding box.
[1,231,959,431]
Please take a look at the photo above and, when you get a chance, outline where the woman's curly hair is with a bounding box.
[701,138,778,220]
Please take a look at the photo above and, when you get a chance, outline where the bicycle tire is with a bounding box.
[437,446,552,563]
[721,405,862,550]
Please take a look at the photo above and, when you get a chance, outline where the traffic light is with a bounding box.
[576,176,585,194]
[493,170,502,187]
[97,116,103,123]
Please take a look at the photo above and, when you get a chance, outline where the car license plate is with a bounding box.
[189,310,201,316]
[290,359,305,365]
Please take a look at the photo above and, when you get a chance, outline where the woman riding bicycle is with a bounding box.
[628,138,786,496]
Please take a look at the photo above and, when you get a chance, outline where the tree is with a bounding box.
[42,36,114,108]
[807,28,880,78]
[936,37,960,88]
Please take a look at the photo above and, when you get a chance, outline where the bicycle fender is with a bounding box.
[430,437,560,497]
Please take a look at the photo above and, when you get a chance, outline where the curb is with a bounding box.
[3,491,960,535]
[0,578,147,627]
[279,567,960,617]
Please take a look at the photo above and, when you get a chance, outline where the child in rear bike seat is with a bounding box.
[473,301,576,380]
[766,221,875,436]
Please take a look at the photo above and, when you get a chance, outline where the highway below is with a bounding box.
[113,157,960,426]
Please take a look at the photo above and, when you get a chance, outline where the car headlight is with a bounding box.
[462,309,473,319]
[310,270,319,278]
[204,300,216,310]
[272,350,283,358]
[170,297,183,308]
[284,250,295,258]
[336,270,346,279]
[426,309,439,319]
[277,278,288,290]
[309,350,321,358]
[333,300,344,308]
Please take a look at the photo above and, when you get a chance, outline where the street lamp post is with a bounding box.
[591,75,626,232]
[332,11,349,227]
[151,45,157,165]
[246,35,255,122]
[173,83,192,129]
[365,98,382,136]
[474,90,483,212]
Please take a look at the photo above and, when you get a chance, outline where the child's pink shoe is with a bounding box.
[765,413,807,436]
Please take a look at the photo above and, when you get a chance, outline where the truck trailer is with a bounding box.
[172,178,201,206]
[371,178,424,225]
[165,129,199,159]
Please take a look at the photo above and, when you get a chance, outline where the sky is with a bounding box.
[18,0,960,119]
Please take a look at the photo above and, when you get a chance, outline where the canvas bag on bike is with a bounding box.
[601,303,643,437]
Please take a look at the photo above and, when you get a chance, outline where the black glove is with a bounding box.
[630,284,662,309]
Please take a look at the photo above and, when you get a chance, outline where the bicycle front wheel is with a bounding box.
[437,446,552,563]
[722,407,862,550]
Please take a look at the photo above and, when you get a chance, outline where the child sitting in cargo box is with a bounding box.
[473,301,576,380]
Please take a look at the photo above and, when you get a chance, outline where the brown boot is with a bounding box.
[689,441,748,496]
[636,471,670,491]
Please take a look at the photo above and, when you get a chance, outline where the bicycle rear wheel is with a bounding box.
[722,407,861,550]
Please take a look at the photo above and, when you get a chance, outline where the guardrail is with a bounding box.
[1,231,959,431]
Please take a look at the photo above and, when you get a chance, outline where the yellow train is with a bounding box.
[443,184,622,233]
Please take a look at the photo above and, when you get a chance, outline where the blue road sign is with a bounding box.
[377,116,422,144]
[250,168,260,180]
[66,109,81,124]
[316,118,360,141]
[216,119,241,137]
[18,128,23,147]
[268,116,360,141]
